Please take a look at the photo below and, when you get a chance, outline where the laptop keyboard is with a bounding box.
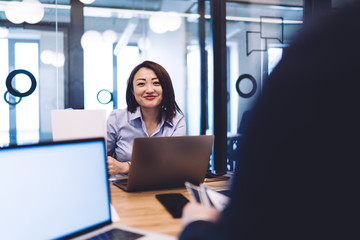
[112,179,128,189]
[86,229,144,240]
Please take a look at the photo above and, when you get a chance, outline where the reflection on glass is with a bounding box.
[0,39,9,146]
[268,47,283,74]
[225,1,303,138]
[15,42,40,145]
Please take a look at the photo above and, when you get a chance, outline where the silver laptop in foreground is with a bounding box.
[0,138,174,240]
[51,109,107,142]
[112,135,214,192]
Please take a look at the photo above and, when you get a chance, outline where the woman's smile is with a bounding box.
[133,67,163,109]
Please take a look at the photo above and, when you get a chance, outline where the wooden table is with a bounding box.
[110,175,231,237]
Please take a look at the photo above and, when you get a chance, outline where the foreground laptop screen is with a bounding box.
[0,139,110,240]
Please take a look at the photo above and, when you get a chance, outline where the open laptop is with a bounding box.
[51,109,107,142]
[0,138,174,240]
[112,135,214,192]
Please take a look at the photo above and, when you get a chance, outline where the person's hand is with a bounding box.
[107,156,130,175]
[181,202,220,227]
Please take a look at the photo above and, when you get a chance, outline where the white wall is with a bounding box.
[145,20,187,112]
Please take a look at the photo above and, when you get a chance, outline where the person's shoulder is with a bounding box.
[110,108,129,117]
[108,108,131,123]
[172,111,185,124]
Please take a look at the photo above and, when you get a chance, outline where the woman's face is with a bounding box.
[132,67,163,110]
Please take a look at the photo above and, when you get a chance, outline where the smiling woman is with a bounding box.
[106,60,186,175]
[132,67,163,112]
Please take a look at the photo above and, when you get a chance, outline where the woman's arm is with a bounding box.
[107,156,130,175]
[106,111,118,157]
[106,110,131,175]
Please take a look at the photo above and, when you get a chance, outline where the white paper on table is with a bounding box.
[110,204,120,222]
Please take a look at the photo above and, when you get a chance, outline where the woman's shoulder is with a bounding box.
[170,111,185,125]
[109,108,129,117]
[108,108,131,124]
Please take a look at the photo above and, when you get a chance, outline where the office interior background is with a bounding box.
[0,0,350,173]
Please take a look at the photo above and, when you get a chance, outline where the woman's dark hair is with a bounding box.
[126,60,182,122]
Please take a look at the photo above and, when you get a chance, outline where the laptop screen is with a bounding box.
[0,138,111,240]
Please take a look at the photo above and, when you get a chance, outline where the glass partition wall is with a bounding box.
[222,1,303,172]
[0,0,67,146]
[0,0,314,172]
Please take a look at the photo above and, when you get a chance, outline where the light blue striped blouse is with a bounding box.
[106,106,186,163]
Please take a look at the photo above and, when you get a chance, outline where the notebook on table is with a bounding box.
[0,138,174,240]
[112,135,214,192]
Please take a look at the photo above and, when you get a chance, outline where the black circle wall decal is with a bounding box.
[6,69,37,98]
[236,74,257,98]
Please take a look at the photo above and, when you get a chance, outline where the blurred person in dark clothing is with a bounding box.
[180,2,360,239]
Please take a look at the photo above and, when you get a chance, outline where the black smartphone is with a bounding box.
[155,193,189,218]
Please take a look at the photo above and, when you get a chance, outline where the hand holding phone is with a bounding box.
[185,181,211,207]
[201,184,230,211]
[185,181,230,210]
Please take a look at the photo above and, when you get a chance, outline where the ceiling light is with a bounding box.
[40,50,55,65]
[81,30,102,49]
[165,12,182,31]
[23,0,44,24]
[5,0,44,24]
[52,52,65,68]
[149,14,168,34]
[102,29,118,44]
[80,0,96,4]
[149,12,182,34]
[5,1,24,24]
[40,50,65,67]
